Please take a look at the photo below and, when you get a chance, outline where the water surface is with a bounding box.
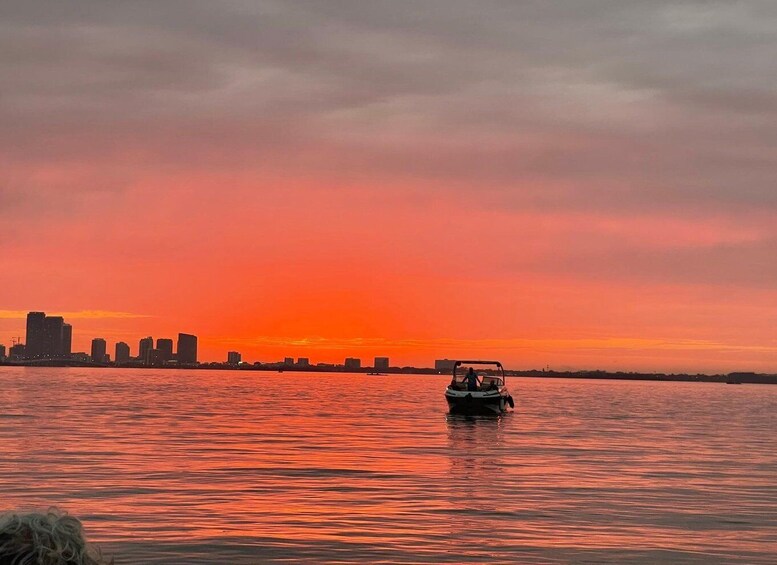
[1,368,775,563]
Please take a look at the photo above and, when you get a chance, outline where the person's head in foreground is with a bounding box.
[0,508,110,565]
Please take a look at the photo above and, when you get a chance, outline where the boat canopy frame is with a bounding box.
[452,360,505,385]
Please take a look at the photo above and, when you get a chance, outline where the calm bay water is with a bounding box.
[0,367,775,564]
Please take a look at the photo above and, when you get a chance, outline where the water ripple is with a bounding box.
[1,368,775,563]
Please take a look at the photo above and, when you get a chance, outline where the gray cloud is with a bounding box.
[2,1,776,243]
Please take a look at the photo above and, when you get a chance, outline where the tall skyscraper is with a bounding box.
[91,338,107,364]
[227,351,241,364]
[44,316,64,357]
[0,344,6,360]
[177,333,198,364]
[374,357,390,371]
[296,357,310,367]
[25,312,46,359]
[156,338,174,363]
[115,342,130,364]
[139,336,153,364]
[62,324,72,358]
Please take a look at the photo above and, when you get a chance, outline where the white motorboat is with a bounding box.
[445,360,514,415]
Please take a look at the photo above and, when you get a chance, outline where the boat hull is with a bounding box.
[445,388,513,415]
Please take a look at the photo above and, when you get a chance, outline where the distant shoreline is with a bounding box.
[1,360,775,384]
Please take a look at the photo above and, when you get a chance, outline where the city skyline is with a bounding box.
[5,310,202,366]
[3,310,408,369]
[2,309,776,378]
[2,310,457,371]
[1,304,776,372]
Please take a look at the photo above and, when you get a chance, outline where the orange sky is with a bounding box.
[2,2,777,372]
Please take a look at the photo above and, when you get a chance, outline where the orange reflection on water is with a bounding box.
[0,368,775,563]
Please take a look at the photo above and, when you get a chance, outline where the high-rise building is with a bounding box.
[296,357,310,367]
[62,324,72,358]
[177,333,198,364]
[91,338,107,364]
[435,359,457,372]
[374,357,389,371]
[284,357,294,366]
[344,357,361,370]
[115,342,130,364]
[25,312,46,359]
[227,351,241,364]
[139,336,153,364]
[44,316,64,357]
[25,312,74,359]
[156,338,174,363]
[0,344,6,360]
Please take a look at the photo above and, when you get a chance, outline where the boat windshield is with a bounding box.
[479,375,504,387]
[452,361,505,387]
[450,374,504,391]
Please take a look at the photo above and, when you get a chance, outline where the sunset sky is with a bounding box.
[2,1,776,372]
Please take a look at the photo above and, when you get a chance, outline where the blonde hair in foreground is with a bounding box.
[0,508,110,565]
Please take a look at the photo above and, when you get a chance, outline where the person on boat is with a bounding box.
[465,367,480,391]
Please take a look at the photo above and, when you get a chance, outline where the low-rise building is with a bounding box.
[9,344,26,360]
